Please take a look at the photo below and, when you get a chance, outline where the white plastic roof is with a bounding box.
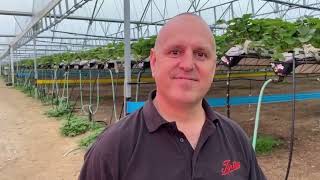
[0,0,320,62]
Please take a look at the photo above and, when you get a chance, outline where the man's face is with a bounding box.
[150,15,216,104]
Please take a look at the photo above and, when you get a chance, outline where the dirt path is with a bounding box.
[0,79,84,180]
[1,76,319,180]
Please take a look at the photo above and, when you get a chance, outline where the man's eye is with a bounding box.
[169,49,181,56]
[195,52,207,59]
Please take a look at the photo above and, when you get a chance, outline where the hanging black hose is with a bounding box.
[284,53,296,180]
[226,66,231,118]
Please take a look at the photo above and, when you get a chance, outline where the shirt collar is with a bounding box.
[142,90,219,133]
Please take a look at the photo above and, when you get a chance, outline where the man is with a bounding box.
[79,13,266,180]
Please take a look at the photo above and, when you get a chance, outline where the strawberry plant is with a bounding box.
[19,15,320,66]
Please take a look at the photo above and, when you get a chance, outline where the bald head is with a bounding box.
[154,13,216,52]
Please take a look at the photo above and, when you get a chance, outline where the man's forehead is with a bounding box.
[161,37,213,51]
[155,14,214,50]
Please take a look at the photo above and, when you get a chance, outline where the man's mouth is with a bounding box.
[174,76,198,81]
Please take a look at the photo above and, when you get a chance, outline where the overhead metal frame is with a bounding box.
[261,0,320,11]
[0,0,92,60]
[1,0,320,66]
[0,9,164,26]
[254,0,320,18]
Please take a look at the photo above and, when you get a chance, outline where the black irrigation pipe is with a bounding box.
[226,66,231,118]
[285,55,297,180]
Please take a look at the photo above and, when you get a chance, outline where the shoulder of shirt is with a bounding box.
[87,108,144,157]
[213,111,250,142]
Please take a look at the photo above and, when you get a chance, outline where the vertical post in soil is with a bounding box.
[285,52,296,180]
[227,66,231,118]
[33,39,38,98]
[10,46,14,86]
[123,0,131,117]
[89,111,92,122]
[251,0,255,15]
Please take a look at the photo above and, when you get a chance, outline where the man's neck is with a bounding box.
[153,94,205,124]
[153,94,206,149]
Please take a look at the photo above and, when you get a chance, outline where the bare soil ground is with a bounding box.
[1,74,320,180]
[0,78,84,180]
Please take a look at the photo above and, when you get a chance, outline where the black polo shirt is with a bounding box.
[79,91,266,180]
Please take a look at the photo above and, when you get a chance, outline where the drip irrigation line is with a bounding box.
[285,55,297,180]
[226,66,231,118]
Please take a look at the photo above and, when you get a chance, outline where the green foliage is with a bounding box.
[216,14,320,60]
[14,84,25,91]
[18,15,320,65]
[132,36,156,60]
[79,126,105,148]
[17,85,36,97]
[255,135,282,155]
[20,41,129,68]
[40,95,58,106]
[60,116,91,137]
[45,98,72,117]
[215,34,231,58]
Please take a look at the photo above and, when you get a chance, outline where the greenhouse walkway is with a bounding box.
[0,79,84,180]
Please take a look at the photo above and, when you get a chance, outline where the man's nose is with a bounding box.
[179,51,194,71]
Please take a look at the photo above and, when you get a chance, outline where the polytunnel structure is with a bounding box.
[0,1,320,179]
[0,0,320,98]
[0,1,318,102]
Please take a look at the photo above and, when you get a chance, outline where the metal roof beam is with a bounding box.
[35,39,101,46]
[51,30,138,40]
[0,43,75,47]
[0,10,164,26]
[13,48,74,52]
[0,34,118,40]
[261,0,320,11]
[254,1,320,18]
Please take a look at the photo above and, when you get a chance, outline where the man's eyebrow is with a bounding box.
[163,44,185,50]
[193,45,213,52]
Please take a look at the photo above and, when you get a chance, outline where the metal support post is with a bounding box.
[274,2,280,14]
[226,66,231,118]
[251,0,255,15]
[123,0,131,118]
[214,7,217,24]
[33,39,38,98]
[230,2,234,19]
[10,46,14,86]
[16,52,19,73]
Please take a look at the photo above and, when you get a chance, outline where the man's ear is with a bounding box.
[150,48,157,78]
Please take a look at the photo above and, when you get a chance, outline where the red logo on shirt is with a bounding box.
[221,160,241,176]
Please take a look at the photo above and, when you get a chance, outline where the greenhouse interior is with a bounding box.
[0,0,320,179]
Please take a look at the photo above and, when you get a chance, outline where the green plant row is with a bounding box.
[14,81,106,149]
[59,115,105,148]
[21,36,156,67]
[20,15,320,67]
[216,14,320,60]
[79,126,105,148]
[45,98,73,117]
